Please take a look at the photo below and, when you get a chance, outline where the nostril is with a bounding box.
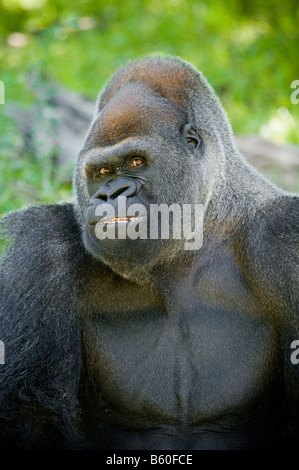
[110,186,130,200]
[96,194,108,202]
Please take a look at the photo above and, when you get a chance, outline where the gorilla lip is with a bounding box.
[99,216,139,224]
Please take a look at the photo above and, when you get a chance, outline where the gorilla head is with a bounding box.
[73,56,243,279]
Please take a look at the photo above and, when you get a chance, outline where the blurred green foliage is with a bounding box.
[0,0,298,214]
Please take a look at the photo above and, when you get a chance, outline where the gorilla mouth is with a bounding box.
[99,217,139,224]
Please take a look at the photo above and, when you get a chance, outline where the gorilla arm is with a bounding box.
[0,203,82,449]
[240,194,299,447]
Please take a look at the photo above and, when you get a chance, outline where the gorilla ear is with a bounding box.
[183,124,203,153]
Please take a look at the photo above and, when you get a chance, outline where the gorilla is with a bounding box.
[0,55,298,450]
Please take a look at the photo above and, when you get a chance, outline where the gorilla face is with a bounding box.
[76,81,205,275]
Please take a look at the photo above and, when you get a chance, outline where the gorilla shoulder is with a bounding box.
[1,202,82,261]
[243,193,299,316]
[0,202,88,294]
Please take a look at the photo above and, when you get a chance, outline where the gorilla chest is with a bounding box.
[85,304,278,427]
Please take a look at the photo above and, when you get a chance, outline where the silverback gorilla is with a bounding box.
[0,55,298,450]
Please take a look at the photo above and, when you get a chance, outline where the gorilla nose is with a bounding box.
[91,178,140,202]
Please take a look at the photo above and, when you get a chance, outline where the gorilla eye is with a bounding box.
[97,167,113,176]
[130,158,144,168]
